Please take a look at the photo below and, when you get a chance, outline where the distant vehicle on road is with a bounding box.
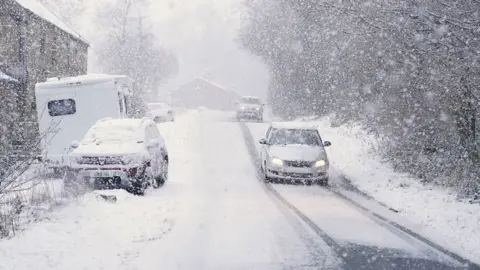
[67,117,169,195]
[236,96,264,122]
[259,122,331,186]
[147,102,174,123]
[35,74,134,174]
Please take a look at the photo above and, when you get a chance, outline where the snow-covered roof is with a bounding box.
[0,70,18,82]
[271,122,319,130]
[36,74,132,92]
[15,0,88,44]
[240,95,261,99]
[194,76,239,95]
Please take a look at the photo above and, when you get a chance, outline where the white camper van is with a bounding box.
[35,74,134,171]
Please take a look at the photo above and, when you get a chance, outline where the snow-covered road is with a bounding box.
[0,110,473,270]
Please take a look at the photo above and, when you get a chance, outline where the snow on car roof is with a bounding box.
[271,122,319,130]
[15,0,88,44]
[94,118,150,129]
[83,118,150,143]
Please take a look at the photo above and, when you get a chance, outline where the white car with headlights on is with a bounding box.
[67,117,169,195]
[259,122,331,185]
[236,96,264,122]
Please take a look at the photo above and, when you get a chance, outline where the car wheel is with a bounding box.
[263,162,271,183]
[317,178,329,187]
[143,166,156,189]
[131,181,146,196]
[155,157,168,187]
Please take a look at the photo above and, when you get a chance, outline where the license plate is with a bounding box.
[91,171,116,177]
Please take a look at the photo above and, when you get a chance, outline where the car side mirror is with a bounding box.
[70,140,80,149]
[259,138,268,145]
[323,141,331,147]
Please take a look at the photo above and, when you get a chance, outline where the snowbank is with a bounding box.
[309,116,480,263]
[0,189,175,269]
[0,169,64,238]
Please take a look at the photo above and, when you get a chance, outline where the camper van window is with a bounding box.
[47,99,76,117]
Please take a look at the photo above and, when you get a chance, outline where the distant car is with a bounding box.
[259,122,331,186]
[147,103,174,123]
[67,117,169,195]
[236,96,264,122]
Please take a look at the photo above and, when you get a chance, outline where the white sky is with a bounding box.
[150,0,269,98]
[84,0,270,99]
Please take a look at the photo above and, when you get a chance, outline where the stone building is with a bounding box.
[0,0,89,153]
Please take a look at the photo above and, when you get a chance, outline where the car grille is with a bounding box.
[77,156,122,165]
[93,177,122,187]
[283,160,314,168]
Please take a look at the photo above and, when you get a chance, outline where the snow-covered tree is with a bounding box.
[240,0,480,193]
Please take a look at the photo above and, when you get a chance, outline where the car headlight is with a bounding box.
[256,107,260,110]
[271,157,283,166]
[121,155,142,165]
[315,160,327,167]
[240,106,245,110]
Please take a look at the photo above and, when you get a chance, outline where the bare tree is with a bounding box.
[95,0,178,105]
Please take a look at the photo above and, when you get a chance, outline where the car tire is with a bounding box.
[155,157,169,187]
[263,162,271,183]
[317,178,329,187]
[131,167,152,195]
[131,181,146,196]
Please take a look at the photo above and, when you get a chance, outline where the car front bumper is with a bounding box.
[266,165,328,180]
[75,169,139,190]
[237,110,262,118]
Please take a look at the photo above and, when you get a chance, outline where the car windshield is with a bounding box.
[240,98,261,104]
[269,129,320,146]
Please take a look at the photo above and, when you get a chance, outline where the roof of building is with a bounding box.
[270,122,319,130]
[0,70,18,82]
[240,95,261,99]
[15,0,88,44]
[185,76,240,96]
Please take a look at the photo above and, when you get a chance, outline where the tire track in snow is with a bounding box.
[239,121,477,270]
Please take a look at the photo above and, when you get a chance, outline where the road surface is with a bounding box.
[0,110,473,270]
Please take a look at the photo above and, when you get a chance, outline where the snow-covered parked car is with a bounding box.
[147,102,174,123]
[259,122,331,186]
[67,117,169,195]
[236,96,264,122]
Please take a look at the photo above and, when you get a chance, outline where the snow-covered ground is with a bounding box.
[0,164,64,238]
[246,116,480,264]
[0,110,339,270]
[0,110,475,269]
